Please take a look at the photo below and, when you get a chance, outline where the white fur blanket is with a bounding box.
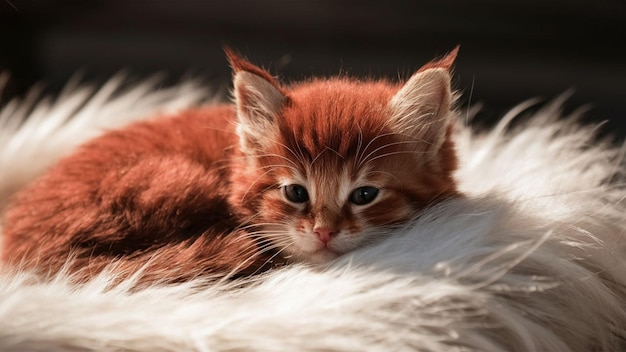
[0,77,625,351]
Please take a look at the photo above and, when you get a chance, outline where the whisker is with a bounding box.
[366,150,431,164]
[325,146,344,159]
[247,234,293,241]
[246,230,293,235]
[365,170,402,184]
[247,134,307,167]
[240,169,278,202]
[254,163,300,174]
[229,150,299,168]
[292,132,309,165]
[257,153,300,168]
[248,241,295,276]
[228,237,294,275]
[236,222,283,230]
[310,148,326,166]
[356,131,397,166]
[358,140,425,168]
[274,139,307,166]
[353,124,364,169]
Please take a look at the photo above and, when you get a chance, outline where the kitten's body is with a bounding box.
[2,106,270,283]
[1,49,460,283]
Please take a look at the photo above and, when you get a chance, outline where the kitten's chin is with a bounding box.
[292,248,342,264]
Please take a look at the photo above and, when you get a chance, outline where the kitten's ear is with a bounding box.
[225,48,287,152]
[388,47,458,160]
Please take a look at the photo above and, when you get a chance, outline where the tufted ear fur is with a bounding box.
[388,47,458,162]
[225,48,287,153]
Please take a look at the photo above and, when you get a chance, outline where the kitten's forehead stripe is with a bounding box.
[308,163,352,212]
[337,167,353,205]
[281,79,397,161]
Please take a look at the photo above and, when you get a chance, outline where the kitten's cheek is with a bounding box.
[361,202,414,228]
[290,233,320,253]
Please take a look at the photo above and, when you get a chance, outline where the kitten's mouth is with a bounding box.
[288,233,345,263]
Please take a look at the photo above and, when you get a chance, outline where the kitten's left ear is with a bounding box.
[388,46,458,159]
[225,47,287,152]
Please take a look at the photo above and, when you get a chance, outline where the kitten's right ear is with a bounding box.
[225,48,287,152]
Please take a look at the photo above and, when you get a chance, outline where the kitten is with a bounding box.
[1,48,460,284]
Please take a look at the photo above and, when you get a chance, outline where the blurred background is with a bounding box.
[1,0,624,134]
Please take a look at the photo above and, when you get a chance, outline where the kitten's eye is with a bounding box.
[283,184,310,203]
[349,186,379,205]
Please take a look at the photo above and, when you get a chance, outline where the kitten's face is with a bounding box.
[227,48,459,263]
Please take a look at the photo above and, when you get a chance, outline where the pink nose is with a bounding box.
[314,227,338,244]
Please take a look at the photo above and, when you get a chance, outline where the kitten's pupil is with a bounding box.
[283,184,309,203]
[349,186,379,205]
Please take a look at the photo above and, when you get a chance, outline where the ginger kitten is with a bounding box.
[1,48,460,283]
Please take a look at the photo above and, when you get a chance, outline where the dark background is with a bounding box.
[1,1,624,134]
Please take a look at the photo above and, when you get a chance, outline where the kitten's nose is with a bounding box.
[314,227,338,244]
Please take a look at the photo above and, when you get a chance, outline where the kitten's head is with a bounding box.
[227,48,460,264]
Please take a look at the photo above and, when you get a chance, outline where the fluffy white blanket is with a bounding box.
[0,77,625,351]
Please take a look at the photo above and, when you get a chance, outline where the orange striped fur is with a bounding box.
[2,49,460,283]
